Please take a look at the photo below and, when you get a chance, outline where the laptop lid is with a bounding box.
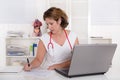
[68,44,117,76]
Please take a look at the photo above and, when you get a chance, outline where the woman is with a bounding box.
[23,7,79,71]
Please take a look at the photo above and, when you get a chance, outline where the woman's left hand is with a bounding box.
[48,60,70,70]
[48,64,60,70]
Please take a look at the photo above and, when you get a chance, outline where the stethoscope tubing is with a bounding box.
[47,30,72,50]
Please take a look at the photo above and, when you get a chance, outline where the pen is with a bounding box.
[27,58,30,67]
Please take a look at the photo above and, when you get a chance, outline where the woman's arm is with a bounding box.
[23,40,46,71]
[48,60,71,70]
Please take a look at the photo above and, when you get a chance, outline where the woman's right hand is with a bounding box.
[23,63,32,71]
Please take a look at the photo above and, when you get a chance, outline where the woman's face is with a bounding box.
[45,18,62,34]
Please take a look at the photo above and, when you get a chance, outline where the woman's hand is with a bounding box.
[48,64,60,70]
[48,60,71,70]
[23,63,32,71]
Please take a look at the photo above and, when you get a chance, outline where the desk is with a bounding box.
[0,66,120,80]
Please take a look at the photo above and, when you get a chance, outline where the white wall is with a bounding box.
[91,0,120,25]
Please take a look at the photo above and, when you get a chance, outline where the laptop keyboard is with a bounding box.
[62,69,69,74]
[58,68,69,74]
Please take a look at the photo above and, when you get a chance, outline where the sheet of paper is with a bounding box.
[20,68,54,77]
[0,66,23,73]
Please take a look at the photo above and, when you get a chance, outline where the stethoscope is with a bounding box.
[47,30,72,51]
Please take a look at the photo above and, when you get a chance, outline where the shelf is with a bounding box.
[6,57,35,66]
[6,37,38,66]
[6,37,40,40]
[91,38,112,44]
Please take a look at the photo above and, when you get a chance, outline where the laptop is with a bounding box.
[55,44,117,77]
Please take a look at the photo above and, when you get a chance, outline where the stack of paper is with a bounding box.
[7,31,24,37]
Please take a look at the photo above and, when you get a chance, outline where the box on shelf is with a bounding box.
[90,37,112,44]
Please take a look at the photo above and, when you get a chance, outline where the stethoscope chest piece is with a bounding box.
[47,32,54,56]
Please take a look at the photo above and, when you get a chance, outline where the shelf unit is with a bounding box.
[6,37,40,66]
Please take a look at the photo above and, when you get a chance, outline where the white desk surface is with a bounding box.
[0,65,120,80]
